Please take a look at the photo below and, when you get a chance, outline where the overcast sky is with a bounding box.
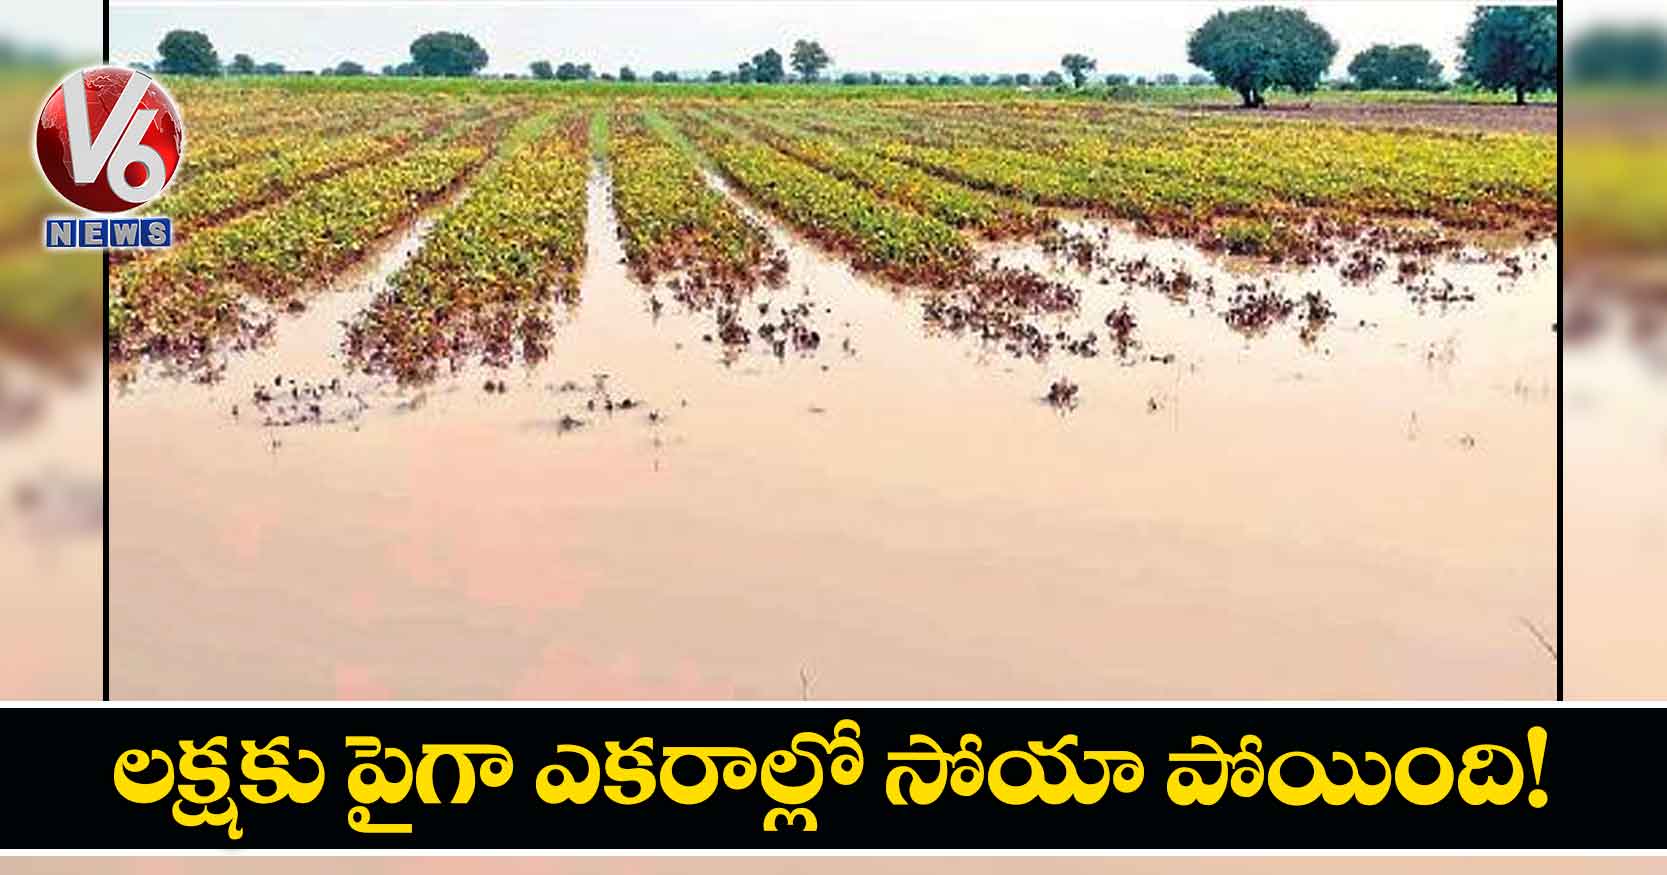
[97,1,1561,79]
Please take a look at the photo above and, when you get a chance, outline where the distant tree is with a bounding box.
[735,62,755,83]
[619,65,638,82]
[600,73,616,81]
[1157,73,1181,86]
[1348,43,1443,89]
[1040,70,1064,87]
[529,60,554,80]
[750,48,785,83]
[1187,6,1338,107]
[227,53,255,75]
[333,60,366,76]
[157,30,221,76]
[651,70,681,83]
[790,39,832,81]
[903,73,922,86]
[937,74,964,85]
[869,72,885,85]
[969,73,991,86]
[556,61,591,81]
[994,73,1015,86]
[1570,24,1667,85]
[1104,73,1130,86]
[1186,72,1212,86]
[839,72,865,85]
[708,70,728,83]
[1135,75,1150,86]
[1014,73,1032,86]
[1060,53,1097,88]
[381,65,395,76]
[390,62,418,77]
[409,32,488,77]
[258,62,288,76]
[1459,5,1558,104]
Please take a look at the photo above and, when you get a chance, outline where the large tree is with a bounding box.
[409,31,488,77]
[750,48,786,84]
[1459,5,1557,104]
[1186,6,1338,107]
[1348,43,1443,90]
[790,39,831,81]
[1060,53,1097,88]
[529,60,554,80]
[157,30,221,76]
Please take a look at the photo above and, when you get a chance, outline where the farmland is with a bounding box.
[109,79,1558,699]
[111,80,1555,374]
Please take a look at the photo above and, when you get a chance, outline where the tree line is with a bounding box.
[144,5,1564,105]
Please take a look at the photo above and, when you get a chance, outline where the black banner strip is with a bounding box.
[2,705,1654,851]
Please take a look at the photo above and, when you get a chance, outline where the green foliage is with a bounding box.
[409,32,488,77]
[529,60,553,80]
[1459,6,1557,104]
[791,40,832,82]
[556,62,594,81]
[682,113,971,284]
[750,49,785,84]
[619,66,638,83]
[113,130,488,356]
[1040,71,1064,87]
[157,30,221,76]
[330,61,366,77]
[731,107,1043,236]
[350,112,589,380]
[227,53,255,76]
[1186,6,1338,106]
[1568,23,1667,86]
[608,110,777,282]
[1348,44,1443,90]
[1060,53,1097,88]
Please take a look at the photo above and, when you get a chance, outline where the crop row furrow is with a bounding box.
[717,107,1049,239]
[345,110,592,381]
[607,109,784,288]
[110,121,498,360]
[673,110,973,286]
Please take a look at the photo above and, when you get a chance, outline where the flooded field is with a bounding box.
[110,156,1556,698]
[1564,297,1667,698]
[0,359,102,698]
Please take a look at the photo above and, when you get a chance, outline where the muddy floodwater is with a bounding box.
[1564,299,1667,699]
[110,171,1556,699]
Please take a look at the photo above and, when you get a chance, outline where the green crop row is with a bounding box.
[149,122,428,239]
[675,111,972,285]
[111,127,492,360]
[719,107,1047,238]
[606,109,779,284]
[345,110,591,381]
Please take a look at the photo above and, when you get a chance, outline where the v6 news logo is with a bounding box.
[35,66,185,250]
